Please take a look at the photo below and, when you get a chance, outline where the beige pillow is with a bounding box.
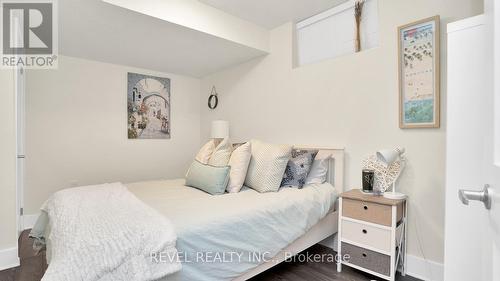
[226,142,252,193]
[209,138,232,167]
[195,140,215,164]
[244,140,292,193]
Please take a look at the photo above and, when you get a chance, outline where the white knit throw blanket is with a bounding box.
[41,182,181,281]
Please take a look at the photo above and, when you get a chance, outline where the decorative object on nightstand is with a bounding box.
[362,169,374,193]
[361,147,406,199]
[337,189,407,281]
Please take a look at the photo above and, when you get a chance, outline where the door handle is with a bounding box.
[458,184,491,210]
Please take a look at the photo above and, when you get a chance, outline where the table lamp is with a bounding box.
[376,147,407,199]
[211,120,229,145]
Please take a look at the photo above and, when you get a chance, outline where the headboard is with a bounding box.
[293,146,345,193]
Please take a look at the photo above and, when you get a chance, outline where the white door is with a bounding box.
[444,5,500,281]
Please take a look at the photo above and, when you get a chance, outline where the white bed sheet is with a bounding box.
[126,179,338,281]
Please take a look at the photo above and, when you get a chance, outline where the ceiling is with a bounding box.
[59,0,267,77]
[198,0,347,29]
[58,0,346,77]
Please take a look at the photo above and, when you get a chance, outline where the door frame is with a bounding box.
[11,12,26,235]
[14,65,25,235]
[494,0,500,166]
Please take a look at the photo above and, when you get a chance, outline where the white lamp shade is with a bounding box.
[211,120,229,139]
[376,147,405,165]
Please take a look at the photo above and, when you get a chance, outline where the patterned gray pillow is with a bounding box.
[281,149,319,188]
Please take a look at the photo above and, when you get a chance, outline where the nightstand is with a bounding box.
[337,189,407,281]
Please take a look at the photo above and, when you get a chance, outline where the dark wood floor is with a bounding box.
[0,230,420,281]
[0,230,47,281]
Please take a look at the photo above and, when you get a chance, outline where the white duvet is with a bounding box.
[127,179,338,281]
[36,180,337,281]
[37,182,181,281]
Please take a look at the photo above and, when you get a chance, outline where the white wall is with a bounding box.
[24,56,201,214]
[0,69,19,269]
[200,0,483,265]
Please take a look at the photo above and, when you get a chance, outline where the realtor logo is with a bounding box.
[1,0,58,68]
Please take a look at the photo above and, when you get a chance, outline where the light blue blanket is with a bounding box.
[127,179,338,281]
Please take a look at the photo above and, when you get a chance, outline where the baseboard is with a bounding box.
[22,213,39,230]
[320,241,444,281]
[405,254,444,281]
[0,247,19,271]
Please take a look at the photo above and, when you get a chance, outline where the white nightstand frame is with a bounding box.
[337,197,407,281]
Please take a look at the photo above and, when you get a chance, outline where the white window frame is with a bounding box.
[295,0,378,66]
[296,0,355,30]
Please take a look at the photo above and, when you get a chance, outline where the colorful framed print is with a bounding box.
[127,72,171,139]
[398,16,440,128]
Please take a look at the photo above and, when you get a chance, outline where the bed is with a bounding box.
[35,146,345,281]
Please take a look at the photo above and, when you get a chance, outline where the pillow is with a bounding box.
[232,142,247,149]
[195,140,216,164]
[185,160,230,195]
[305,151,332,185]
[226,142,252,193]
[281,149,319,188]
[208,138,232,167]
[245,140,292,193]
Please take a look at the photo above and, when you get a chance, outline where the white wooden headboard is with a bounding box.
[294,146,345,192]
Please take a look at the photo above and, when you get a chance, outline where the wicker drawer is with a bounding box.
[342,198,402,226]
[342,242,391,276]
[341,219,391,252]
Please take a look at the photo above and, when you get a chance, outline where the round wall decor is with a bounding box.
[208,86,219,109]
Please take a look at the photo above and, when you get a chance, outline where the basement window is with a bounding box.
[295,0,379,66]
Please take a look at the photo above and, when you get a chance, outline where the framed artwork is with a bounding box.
[398,16,440,128]
[127,72,171,139]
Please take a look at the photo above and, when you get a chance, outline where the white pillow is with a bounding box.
[245,140,292,193]
[305,150,332,185]
[226,142,251,193]
[195,140,215,164]
[209,138,232,167]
